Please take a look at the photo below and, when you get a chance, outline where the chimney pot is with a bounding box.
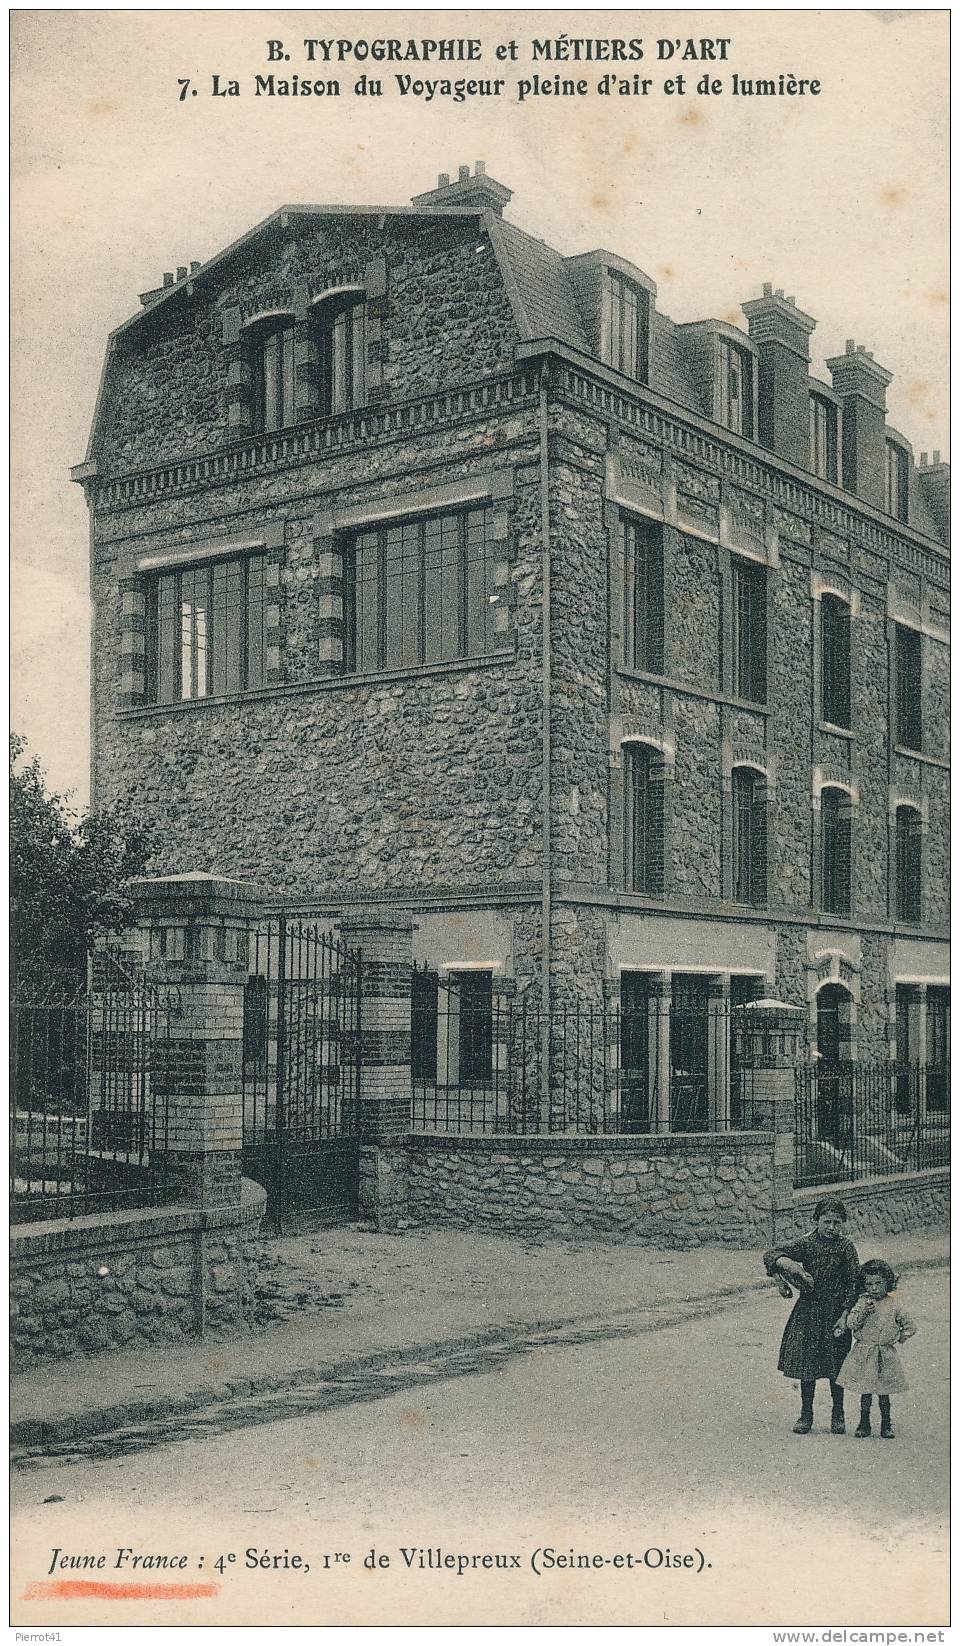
[163,272,174,287]
[762,281,773,297]
[920,452,928,466]
[475,160,486,175]
[438,172,449,187]
[845,339,855,354]
[856,344,865,354]
[190,260,201,274]
[775,287,784,297]
[933,449,941,465]
[176,265,187,281]
[458,165,470,183]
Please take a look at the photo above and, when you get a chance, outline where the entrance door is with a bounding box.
[670,975,709,1131]
[816,983,852,1145]
[619,972,651,1133]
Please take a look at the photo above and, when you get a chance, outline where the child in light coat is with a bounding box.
[836,1258,917,1439]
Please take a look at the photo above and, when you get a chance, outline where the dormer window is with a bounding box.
[718,338,754,438]
[885,439,909,522]
[317,292,366,416]
[810,394,838,483]
[249,316,295,433]
[602,272,649,385]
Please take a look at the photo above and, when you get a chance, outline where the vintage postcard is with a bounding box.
[10,7,949,1635]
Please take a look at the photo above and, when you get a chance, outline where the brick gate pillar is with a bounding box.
[732,999,805,1242]
[129,874,265,1209]
[339,910,415,1228]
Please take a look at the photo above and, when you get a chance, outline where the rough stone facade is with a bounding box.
[77,164,949,1150]
[792,1169,949,1240]
[10,1185,266,1370]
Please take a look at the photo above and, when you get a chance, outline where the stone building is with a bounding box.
[74,162,949,1131]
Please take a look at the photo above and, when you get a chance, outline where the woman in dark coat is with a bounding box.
[763,1197,860,1434]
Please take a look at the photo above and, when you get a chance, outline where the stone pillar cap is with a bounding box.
[129,873,267,913]
[339,908,418,933]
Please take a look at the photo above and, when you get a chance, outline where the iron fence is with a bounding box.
[10,980,180,1222]
[411,983,766,1135]
[794,1061,950,1188]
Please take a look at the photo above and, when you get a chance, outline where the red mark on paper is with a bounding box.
[23,1579,220,1601]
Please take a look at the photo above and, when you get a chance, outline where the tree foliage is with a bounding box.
[10,734,155,989]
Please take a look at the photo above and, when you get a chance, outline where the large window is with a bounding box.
[732,767,767,907]
[624,744,664,895]
[820,594,851,728]
[809,395,838,483]
[885,440,909,522]
[146,554,267,704]
[718,338,754,438]
[821,787,852,916]
[602,273,649,383]
[318,294,366,416]
[624,517,664,673]
[732,557,767,704]
[894,805,922,924]
[895,624,922,750]
[344,507,497,673]
[249,317,295,433]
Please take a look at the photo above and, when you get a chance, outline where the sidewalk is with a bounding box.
[11,1223,948,1449]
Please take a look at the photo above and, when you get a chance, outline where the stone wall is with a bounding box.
[792,1168,948,1240]
[10,1180,266,1370]
[402,1132,777,1246]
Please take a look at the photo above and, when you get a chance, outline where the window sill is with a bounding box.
[116,648,516,720]
[818,720,854,740]
[894,743,947,770]
[618,666,770,716]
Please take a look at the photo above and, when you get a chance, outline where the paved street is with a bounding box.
[12,1269,947,1629]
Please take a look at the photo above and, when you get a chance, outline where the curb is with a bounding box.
[11,1254,947,1453]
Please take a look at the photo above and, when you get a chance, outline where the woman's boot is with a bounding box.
[855,1393,872,1438]
[879,1395,894,1439]
[793,1380,815,1433]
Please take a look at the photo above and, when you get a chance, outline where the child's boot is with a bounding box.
[855,1394,872,1438]
[879,1395,894,1439]
[830,1380,846,1434]
[793,1381,815,1434]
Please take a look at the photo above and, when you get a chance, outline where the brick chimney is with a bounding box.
[917,450,950,542]
[825,340,893,510]
[411,161,513,217]
[741,284,817,467]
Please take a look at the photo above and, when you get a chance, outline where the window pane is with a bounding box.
[157,573,179,703]
[822,789,851,915]
[354,532,380,672]
[626,518,664,672]
[210,559,244,696]
[465,508,493,655]
[625,746,663,894]
[734,559,766,702]
[411,969,439,1082]
[895,807,921,923]
[896,625,922,749]
[821,596,851,727]
[246,555,266,690]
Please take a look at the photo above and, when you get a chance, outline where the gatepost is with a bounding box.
[732,998,804,1243]
[128,873,264,1209]
[339,910,416,1228]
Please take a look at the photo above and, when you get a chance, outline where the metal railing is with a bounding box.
[794,1061,950,1188]
[10,981,180,1222]
[411,994,766,1136]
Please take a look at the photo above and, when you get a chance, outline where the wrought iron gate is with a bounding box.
[241,917,362,1231]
